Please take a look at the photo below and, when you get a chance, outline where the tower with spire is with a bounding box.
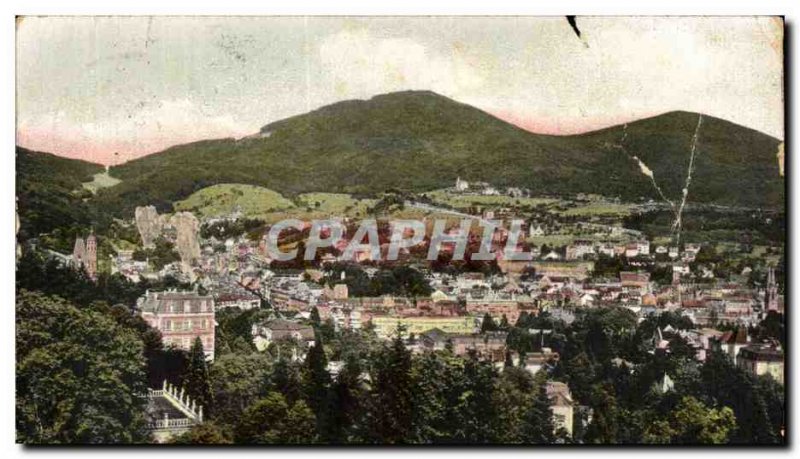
[766,266,779,313]
[72,230,98,280]
[85,230,97,280]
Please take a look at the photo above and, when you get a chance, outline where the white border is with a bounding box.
[2,1,797,458]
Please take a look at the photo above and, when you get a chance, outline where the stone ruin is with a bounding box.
[134,205,166,249]
[169,212,202,265]
[134,206,201,279]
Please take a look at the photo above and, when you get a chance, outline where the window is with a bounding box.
[184,300,191,313]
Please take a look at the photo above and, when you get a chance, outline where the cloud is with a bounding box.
[17,99,251,165]
[318,29,483,99]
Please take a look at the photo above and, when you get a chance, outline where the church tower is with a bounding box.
[85,231,97,280]
[766,266,779,313]
[73,237,86,265]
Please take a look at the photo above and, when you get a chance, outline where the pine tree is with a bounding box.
[309,306,322,328]
[370,326,414,443]
[304,334,332,437]
[182,336,213,416]
[457,353,497,442]
[269,357,302,404]
[584,383,618,444]
[523,380,556,444]
[480,313,498,333]
[516,311,530,328]
[410,351,466,443]
[328,354,365,443]
[499,314,511,330]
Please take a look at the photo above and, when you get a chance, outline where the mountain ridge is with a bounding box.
[18,90,784,218]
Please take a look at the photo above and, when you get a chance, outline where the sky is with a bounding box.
[16,16,784,165]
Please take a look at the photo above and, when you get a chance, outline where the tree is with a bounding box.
[328,355,366,443]
[182,337,213,416]
[456,354,497,443]
[268,358,303,405]
[281,400,317,444]
[562,352,596,404]
[368,329,414,443]
[16,290,149,443]
[172,422,232,444]
[209,352,271,428]
[410,351,465,443]
[755,311,785,347]
[700,350,778,444]
[755,375,785,442]
[309,306,322,328]
[480,313,498,333]
[522,379,555,444]
[643,396,736,444]
[491,367,534,444]
[235,392,316,444]
[584,383,619,444]
[671,396,736,444]
[303,338,332,436]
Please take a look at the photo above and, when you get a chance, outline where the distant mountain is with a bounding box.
[16,147,104,238]
[44,90,785,217]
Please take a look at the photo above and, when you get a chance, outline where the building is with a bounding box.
[530,261,594,281]
[450,332,508,360]
[546,381,575,438]
[72,232,97,280]
[465,297,525,324]
[566,240,595,261]
[137,290,216,360]
[624,243,640,258]
[329,306,362,331]
[418,328,452,352]
[529,224,545,238]
[620,271,650,291]
[455,176,469,191]
[251,319,315,351]
[369,315,478,339]
[214,292,261,310]
[522,348,560,375]
[715,328,750,364]
[737,344,784,384]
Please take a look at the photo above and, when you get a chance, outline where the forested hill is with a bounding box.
[16,146,104,238]
[24,91,785,219]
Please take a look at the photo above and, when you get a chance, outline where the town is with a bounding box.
[18,176,785,444]
[14,15,786,447]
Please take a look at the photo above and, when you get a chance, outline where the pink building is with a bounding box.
[138,290,215,360]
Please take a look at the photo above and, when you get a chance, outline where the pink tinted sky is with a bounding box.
[16,16,783,166]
